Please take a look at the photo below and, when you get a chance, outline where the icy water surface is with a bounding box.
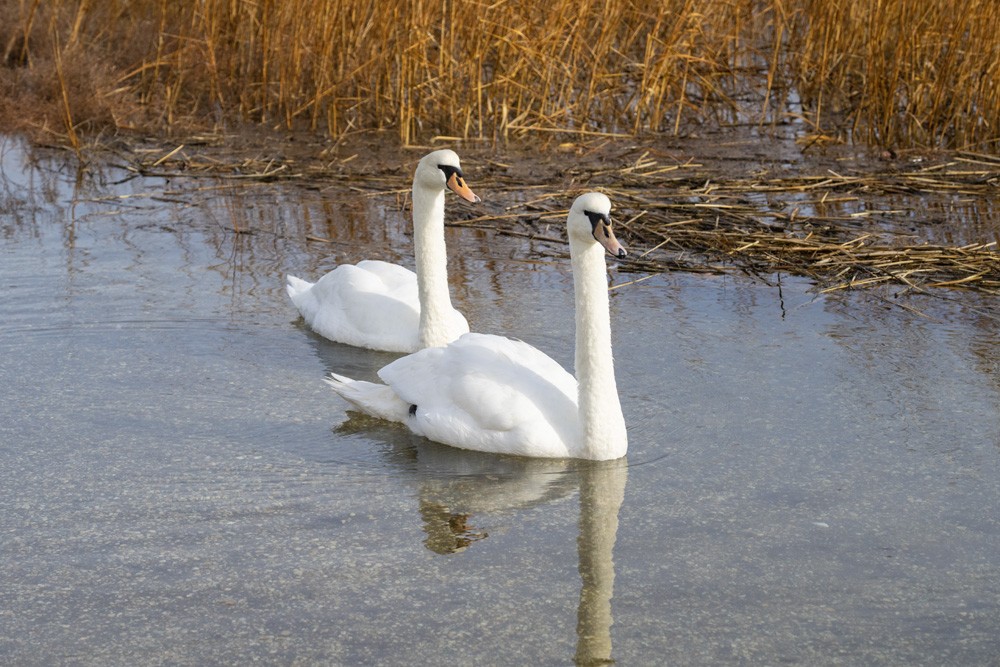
[1,137,999,665]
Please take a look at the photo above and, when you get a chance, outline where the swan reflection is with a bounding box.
[575,459,628,666]
[336,411,579,553]
[334,412,628,662]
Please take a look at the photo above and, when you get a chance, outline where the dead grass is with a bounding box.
[109,138,999,296]
[778,0,1000,150]
[479,151,1000,295]
[5,1,999,297]
[1,0,998,151]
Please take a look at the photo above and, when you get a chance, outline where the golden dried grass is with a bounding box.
[779,0,1000,150]
[459,151,1000,295]
[1,0,998,151]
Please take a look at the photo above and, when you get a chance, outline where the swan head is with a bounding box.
[415,149,481,203]
[569,192,627,259]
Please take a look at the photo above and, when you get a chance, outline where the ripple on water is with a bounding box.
[4,137,1000,665]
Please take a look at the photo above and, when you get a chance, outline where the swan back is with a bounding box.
[379,333,583,457]
[287,149,476,351]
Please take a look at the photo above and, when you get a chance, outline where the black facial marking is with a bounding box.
[583,209,611,233]
[409,404,418,417]
[438,164,464,183]
[583,209,614,243]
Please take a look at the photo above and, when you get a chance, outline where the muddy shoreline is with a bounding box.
[37,128,1000,304]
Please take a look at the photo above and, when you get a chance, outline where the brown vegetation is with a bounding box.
[116,138,1000,296]
[1,0,998,151]
[4,1,997,295]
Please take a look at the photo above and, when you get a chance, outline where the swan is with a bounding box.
[325,192,629,461]
[286,149,480,352]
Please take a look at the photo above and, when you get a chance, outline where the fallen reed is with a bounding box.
[477,151,1000,295]
[117,140,1000,296]
[2,0,998,151]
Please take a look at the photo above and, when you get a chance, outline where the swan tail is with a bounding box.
[285,274,314,301]
[324,373,411,424]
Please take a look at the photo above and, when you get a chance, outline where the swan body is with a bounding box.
[326,192,629,461]
[286,149,479,352]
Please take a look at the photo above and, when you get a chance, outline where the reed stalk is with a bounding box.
[1,0,998,151]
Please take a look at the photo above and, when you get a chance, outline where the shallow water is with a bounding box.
[1,136,998,665]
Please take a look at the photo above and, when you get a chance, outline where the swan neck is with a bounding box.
[412,182,454,348]
[572,239,627,460]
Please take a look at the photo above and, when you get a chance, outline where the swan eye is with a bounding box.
[438,165,463,182]
[583,209,611,234]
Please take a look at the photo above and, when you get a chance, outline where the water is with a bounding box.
[1,137,998,665]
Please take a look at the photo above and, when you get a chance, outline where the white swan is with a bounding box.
[286,149,480,352]
[325,192,629,461]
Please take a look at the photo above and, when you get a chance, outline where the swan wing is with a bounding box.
[289,262,422,353]
[354,259,419,295]
[378,333,582,457]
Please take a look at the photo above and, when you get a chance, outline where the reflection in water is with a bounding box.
[575,459,628,667]
[409,442,576,555]
[335,411,578,552]
[335,408,629,663]
[418,501,489,555]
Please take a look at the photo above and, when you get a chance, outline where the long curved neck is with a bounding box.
[571,239,627,460]
[412,181,454,348]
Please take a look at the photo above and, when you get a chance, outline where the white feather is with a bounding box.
[326,192,629,461]
[323,373,411,423]
[286,149,476,352]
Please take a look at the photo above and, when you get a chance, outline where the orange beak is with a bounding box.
[594,221,627,259]
[446,171,481,203]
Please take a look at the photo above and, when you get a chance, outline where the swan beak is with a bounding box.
[595,222,627,259]
[446,172,481,203]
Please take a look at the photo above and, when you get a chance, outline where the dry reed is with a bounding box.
[2,0,998,151]
[117,141,1000,296]
[778,0,1000,150]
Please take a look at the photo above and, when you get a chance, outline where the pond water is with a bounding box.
[1,136,998,665]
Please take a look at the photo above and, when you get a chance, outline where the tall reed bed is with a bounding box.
[1,0,997,150]
[777,0,1000,149]
[112,0,761,143]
